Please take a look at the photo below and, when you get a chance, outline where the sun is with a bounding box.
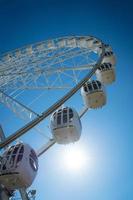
[62,144,88,172]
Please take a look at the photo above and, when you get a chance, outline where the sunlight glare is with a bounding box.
[62,144,88,172]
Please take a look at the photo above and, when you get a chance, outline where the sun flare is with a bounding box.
[62,144,88,171]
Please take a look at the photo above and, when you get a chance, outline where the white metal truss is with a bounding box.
[0,37,96,90]
[0,36,101,125]
[0,89,39,121]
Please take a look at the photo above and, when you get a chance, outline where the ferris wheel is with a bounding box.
[0,35,116,200]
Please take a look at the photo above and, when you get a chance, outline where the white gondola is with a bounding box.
[0,143,38,190]
[92,39,102,53]
[95,44,113,55]
[96,63,115,84]
[81,80,106,109]
[104,44,113,51]
[102,51,116,65]
[50,107,82,144]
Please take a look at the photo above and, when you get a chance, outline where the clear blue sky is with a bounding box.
[0,0,133,199]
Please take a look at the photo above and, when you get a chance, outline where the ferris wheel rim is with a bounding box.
[0,35,99,57]
[0,35,101,74]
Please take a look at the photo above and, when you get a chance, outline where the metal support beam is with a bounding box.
[19,188,29,200]
[36,138,56,157]
[0,89,39,121]
[79,107,88,118]
[0,125,6,143]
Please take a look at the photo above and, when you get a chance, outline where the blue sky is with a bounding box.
[0,0,133,199]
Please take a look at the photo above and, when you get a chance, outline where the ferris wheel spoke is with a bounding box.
[0,38,96,93]
[0,64,94,91]
[0,44,81,73]
[0,90,50,140]
[0,90,39,120]
[0,48,91,78]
